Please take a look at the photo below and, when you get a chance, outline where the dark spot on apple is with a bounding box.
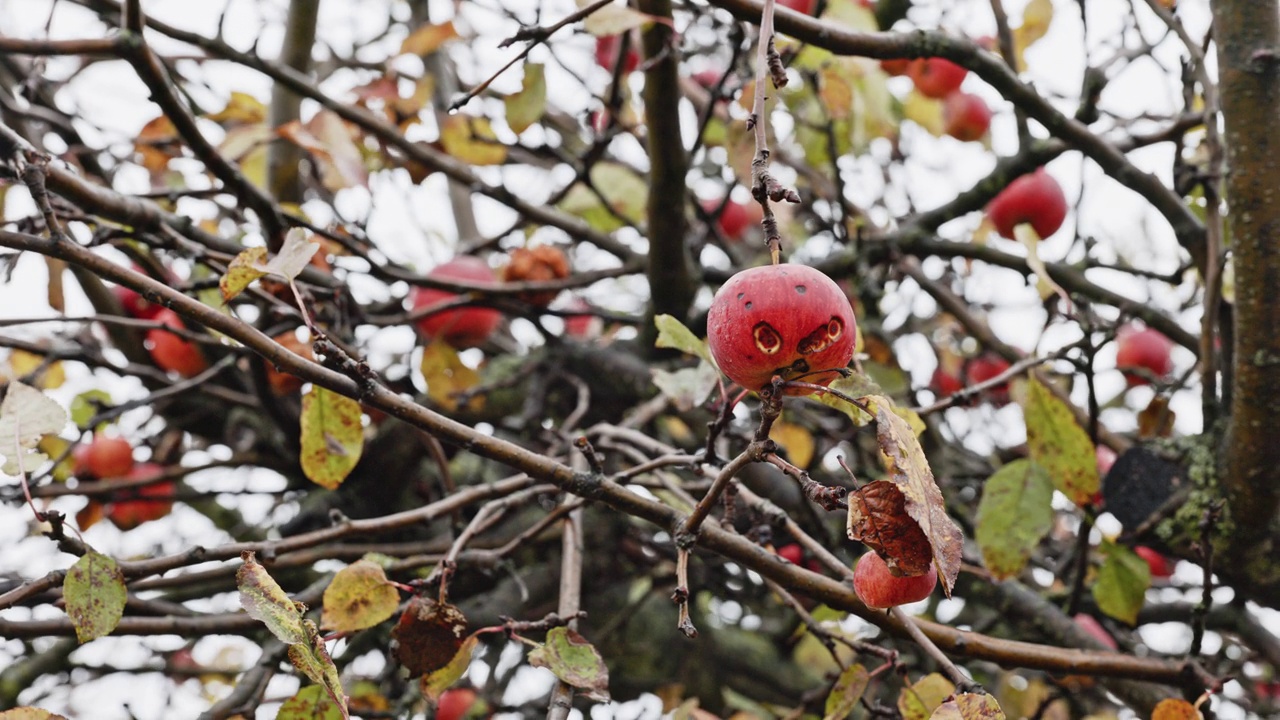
[795,285,807,294]
[753,322,781,354]
[737,292,745,300]
[745,301,753,309]
[797,317,843,354]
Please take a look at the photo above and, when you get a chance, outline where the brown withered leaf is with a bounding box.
[392,596,468,678]
[1137,395,1175,439]
[867,396,964,595]
[846,481,933,577]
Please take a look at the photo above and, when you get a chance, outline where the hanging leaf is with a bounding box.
[556,162,648,231]
[1137,395,1176,439]
[823,663,869,720]
[583,5,647,36]
[238,550,308,645]
[505,63,547,135]
[974,459,1054,580]
[903,90,946,136]
[928,693,1007,720]
[63,550,127,643]
[287,628,349,718]
[420,635,479,701]
[528,627,611,702]
[400,21,460,56]
[770,419,816,469]
[1012,0,1054,71]
[133,115,181,173]
[220,247,269,302]
[897,673,955,720]
[1092,540,1150,625]
[812,373,881,426]
[1021,378,1100,507]
[420,342,483,412]
[305,111,370,192]
[320,559,402,633]
[393,596,469,678]
[868,397,964,594]
[0,381,69,476]
[206,91,267,124]
[0,709,70,720]
[300,385,365,489]
[847,480,933,577]
[69,389,112,430]
[440,115,507,166]
[8,348,64,390]
[817,65,854,120]
[1014,224,1067,302]
[653,314,714,365]
[277,685,344,720]
[652,363,719,412]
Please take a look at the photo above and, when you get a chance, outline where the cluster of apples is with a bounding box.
[882,55,991,143]
[930,353,1013,406]
[409,248,598,347]
[112,267,209,378]
[75,432,174,529]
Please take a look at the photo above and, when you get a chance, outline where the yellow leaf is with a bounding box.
[903,90,945,136]
[818,65,854,120]
[299,386,364,489]
[769,419,815,468]
[206,91,267,125]
[9,349,64,389]
[400,21,460,57]
[1012,0,1054,71]
[420,342,483,412]
[583,5,647,36]
[439,114,507,166]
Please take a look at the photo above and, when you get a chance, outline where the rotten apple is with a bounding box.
[706,264,857,395]
[853,551,937,609]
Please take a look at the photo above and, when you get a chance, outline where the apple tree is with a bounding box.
[0,0,1273,717]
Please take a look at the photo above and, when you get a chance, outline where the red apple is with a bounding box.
[702,198,762,242]
[79,433,135,479]
[776,544,804,565]
[778,0,816,15]
[410,256,504,349]
[910,58,967,99]
[1134,546,1172,579]
[986,168,1068,240]
[965,354,1011,406]
[1115,325,1174,387]
[146,309,209,378]
[880,58,918,77]
[942,91,991,142]
[265,330,314,395]
[105,463,174,530]
[930,367,964,397]
[853,551,937,609]
[1072,613,1118,650]
[112,264,171,320]
[562,297,601,339]
[706,264,857,395]
[437,688,481,720]
[595,34,639,74]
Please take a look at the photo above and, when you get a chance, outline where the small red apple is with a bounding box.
[105,463,174,530]
[778,0,816,14]
[706,264,857,396]
[930,367,964,397]
[437,688,482,720]
[853,551,937,609]
[965,353,1012,406]
[776,544,804,565]
[80,433,135,479]
[561,297,601,340]
[1134,546,1172,579]
[112,264,171,320]
[1072,613,1118,650]
[986,168,1068,240]
[1115,325,1174,387]
[265,330,314,395]
[410,256,504,349]
[595,34,640,74]
[910,57,968,99]
[880,58,918,77]
[702,198,762,243]
[146,309,210,378]
[942,91,991,142]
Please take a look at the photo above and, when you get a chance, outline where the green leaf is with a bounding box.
[1092,540,1151,625]
[320,559,402,633]
[440,114,507,166]
[810,372,881,425]
[237,550,307,645]
[277,685,343,720]
[505,63,546,135]
[420,635,479,701]
[974,460,1054,580]
[823,663,869,720]
[1021,378,1100,507]
[69,389,112,430]
[527,627,610,702]
[63,550,126,643]
[0,381,69,475]
[287,623,349,718]
[299,385,364,490]
[651,362,719,412]
[653,314,713,365]
[556,162,648,232]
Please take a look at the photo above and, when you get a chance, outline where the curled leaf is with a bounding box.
[393,596,469,678]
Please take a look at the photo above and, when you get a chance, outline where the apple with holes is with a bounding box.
[707,264,857,395]
[854,551,937,609]
[410,256,504,349]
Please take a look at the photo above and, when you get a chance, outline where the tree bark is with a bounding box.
[266,0,320,204]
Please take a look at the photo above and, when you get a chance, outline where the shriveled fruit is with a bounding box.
[500,246,570,307]
[146,309,209,378]
[105,463,174,530]
[706,264,857,395]
[987,168,1067,240]
[80,433,135,479]
[411,256,503,349]
[853,551,937,609]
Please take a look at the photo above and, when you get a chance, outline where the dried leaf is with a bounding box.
[219,247,269,302]
[1151,699,1201,720]
[420,635,479,701]
[1012,0,1053,71]
[63,550,126,643]
[420,341,483,412]
[264,229,323,282]
[393,596,469,678]
[439,115,507,166]
[1014,224,1067,300]
[898,673,955,720]
[134,115,180,173]
[320,560,402,633]
[287,626,349,718]
[653,314,714,365]
[929,693,1006,720]
[300,385,365,489]
[974,459,1054,580]
[0,381,69,475]
[823,663,869,720]
[309,111,369,191]
[45,257,66,315]
[869,397,964,594]
[0,709,70,720]
[237,551,307,645]
[528,627,611,702]
[847,481,933,577]
[400,21,460,56]
[1021,378,1100,507]
[505,63,547,135]
[1137,395,1176,439]
[1092,540,1150,625]
[9,348,64,390]
[817,65,854,120]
